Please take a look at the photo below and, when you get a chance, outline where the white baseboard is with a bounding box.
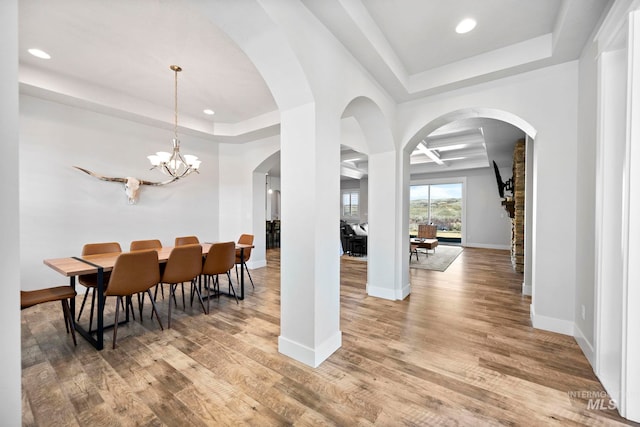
[574,323,595,368]
[398,283,411,300]
[366,283,396,300]
[530,304,574,336]
[464,243,511,250]
[367,283,410,300]
[522,281,532,296]
[278,331,342,368]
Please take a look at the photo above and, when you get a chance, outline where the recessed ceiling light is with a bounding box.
[28,48,51,59]
[203,109,215,115]
[456,18,477,34]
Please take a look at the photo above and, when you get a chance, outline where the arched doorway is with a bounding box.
[403,108,537,296]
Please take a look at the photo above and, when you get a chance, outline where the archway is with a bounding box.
[402,108,537,296]
[340,97,401,299]
[252,150,281,267]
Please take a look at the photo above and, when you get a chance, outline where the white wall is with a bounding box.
[19,94,219,290]
[0,0,22,422]
[412,167,511,249]
[218,134,280,269]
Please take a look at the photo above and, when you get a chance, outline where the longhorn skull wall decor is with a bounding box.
[73,166,177,204]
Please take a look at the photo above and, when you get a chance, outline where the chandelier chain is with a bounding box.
[174,67,179,140]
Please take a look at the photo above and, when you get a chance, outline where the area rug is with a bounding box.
[410,245,463,272]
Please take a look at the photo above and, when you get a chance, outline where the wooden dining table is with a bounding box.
[43,243,253,350]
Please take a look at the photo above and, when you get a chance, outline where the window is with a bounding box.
[342,191,359,218]
[410,183,462,239]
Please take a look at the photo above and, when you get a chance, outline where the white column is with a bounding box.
[0,0,22,423]
[278,104,342,367]
[367,150,407,300]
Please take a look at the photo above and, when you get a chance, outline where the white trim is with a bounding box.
[464,243,510,250]
[595,0,640,56]
[278,331,342,368]
[623,9,640,422]
[366,283,397,300]
[575,323,596,368]
[530,304,574,336]
[398,283,411,300]
[522,281,532,296]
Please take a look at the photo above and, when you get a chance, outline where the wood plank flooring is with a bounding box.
[21,247,637,426]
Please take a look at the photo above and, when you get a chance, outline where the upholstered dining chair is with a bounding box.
[160,244,206,328]
[130,239,162,251]
[202,241,238,311]
[175,235,199,246]
[130,239,165,301]
[104,249,163,349]
[235,234,255,290]
[21,286,78,346]
[77,242,122,332]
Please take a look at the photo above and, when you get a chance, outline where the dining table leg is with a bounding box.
[239,248,245,300]
[70,257,105,350]
[96,267,104,350]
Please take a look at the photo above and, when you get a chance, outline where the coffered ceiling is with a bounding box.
[18,0,611,176]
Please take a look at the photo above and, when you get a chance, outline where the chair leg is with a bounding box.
[227,273,239,304]
[243,261,255,289]
[126,295,135,321]
[191,278,207,315]
[137,292,145,321]
[60,299,77,346]
[146,289,163,331]
[112,296,122,349]
[206,275,211,314]
[77,288,90,321]
[168,284,177,329]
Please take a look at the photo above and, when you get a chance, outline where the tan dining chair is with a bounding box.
[21,286,78,346]
[77,242,122,332]
[235,234,255,290]
[175,235,199,246]
[160,244,206,328]
[130,239,165,301]
[130,239,162,251]
[104,249,163,349]
[202,241,238,311]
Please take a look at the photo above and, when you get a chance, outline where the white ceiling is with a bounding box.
[362,0,561,74]
[18,0,611,176]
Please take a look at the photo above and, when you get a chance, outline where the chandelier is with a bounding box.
[147,65,201,178]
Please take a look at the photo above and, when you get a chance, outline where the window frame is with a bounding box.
[342,190,360,219]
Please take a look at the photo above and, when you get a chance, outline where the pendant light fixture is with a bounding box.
[147,65,201,178]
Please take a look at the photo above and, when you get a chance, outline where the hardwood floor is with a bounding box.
[21,247,636,426]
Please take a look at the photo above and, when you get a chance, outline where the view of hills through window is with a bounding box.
[410,183,462,239]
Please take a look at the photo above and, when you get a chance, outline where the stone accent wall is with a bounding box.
[511,139,526,273]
